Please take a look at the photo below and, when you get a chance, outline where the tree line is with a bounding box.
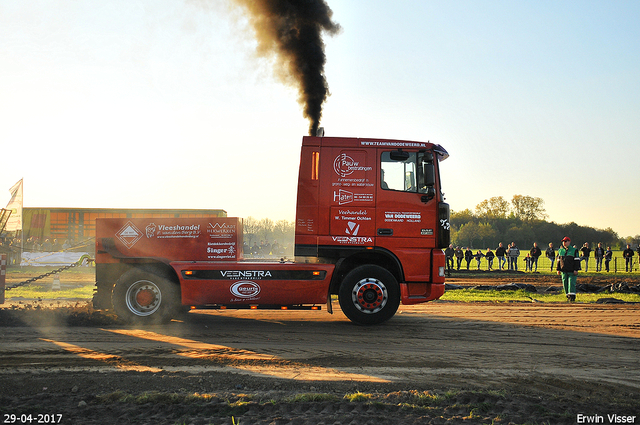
[451,195,637,250]
[242,216,295,247]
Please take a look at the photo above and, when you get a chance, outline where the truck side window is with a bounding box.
[380,152,418,192]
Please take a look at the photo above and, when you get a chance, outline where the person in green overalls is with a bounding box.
[556,236,581,302]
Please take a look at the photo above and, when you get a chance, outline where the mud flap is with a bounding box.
[400,282,445,305]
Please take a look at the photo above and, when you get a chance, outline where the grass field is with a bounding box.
[3,265,96,301]
[3,284,94,301]
[5,265,96,276]
[440,288,640,303]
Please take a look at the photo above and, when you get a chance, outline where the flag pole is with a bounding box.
[20,180,24,268]
[5,178,24,267]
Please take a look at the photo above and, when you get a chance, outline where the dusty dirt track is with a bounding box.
[1,273,639,424]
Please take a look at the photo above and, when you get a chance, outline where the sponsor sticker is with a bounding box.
[384,211,422,223]
[151,223,202,239]
[297,218,315,233]
[331,236,373,245]
[335,209,372,221]
[146,223,156,238]
[333,189,374,205]
[332,153,374,189]
[332,208,374,238]
[333,153,372,177]
[207,222,237,239]
[360,141,428,148]
[221,270,273,279]
[207,242,237,260]
[116,221,143,249]
[345,221,360,236]
[230,281,261,299]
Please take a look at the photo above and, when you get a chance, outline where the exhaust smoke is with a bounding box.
[231,0,341,136]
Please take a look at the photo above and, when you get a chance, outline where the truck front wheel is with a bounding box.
[338,265,400,325]
[112,269,181,325]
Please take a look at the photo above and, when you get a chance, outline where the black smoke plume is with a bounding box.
[232,0,340,136]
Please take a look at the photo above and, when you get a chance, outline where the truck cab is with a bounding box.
[295,136,450,319]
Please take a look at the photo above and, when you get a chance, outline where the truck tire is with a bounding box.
[92,282,114,310]
[338,265,400,325]
[112,268,181,325]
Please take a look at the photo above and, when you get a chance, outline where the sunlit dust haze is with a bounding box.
[229,0,341,136]
[1,1,639,238]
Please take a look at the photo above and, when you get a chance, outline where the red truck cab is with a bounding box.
[93,135,450,325]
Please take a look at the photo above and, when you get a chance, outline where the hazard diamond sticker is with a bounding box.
[116,221,143,249]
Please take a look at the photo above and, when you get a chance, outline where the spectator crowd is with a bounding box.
[0,236,84,265]
[242,239,291,258]
[444,241,640,273]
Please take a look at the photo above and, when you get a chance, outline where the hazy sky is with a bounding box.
[1,1,639,238]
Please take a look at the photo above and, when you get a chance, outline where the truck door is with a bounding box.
[376,150,439,281]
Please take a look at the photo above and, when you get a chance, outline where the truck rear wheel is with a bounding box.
[338,265,400,325]
[112,269,180,325]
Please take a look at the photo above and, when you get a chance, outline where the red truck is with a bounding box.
[93,135,450,325]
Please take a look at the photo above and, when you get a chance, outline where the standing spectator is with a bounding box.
[260,240,271,257]
[530,242,542,272]
[485,248,495,271]
[545,242,556,272]
[25,237,34,252]
[604,246,613,272]
[455,246,464,270]
[580,243,592,272]
[474,250,485,270]
[42,238,52,252]
[557,236,581,302]
[495,242,507,270]
[444,244,455,272]
[507,242,520,271]
[271,240,280,257]
[623,244,634,272]
[637,246,640,271]
[464,247,473,270]
[594,243,605,272]
[524,253,533,272]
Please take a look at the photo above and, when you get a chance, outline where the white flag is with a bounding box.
[5,179,23,232]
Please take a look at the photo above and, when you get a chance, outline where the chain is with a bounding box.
[4,258,91,291]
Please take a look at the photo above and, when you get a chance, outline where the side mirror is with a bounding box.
[420,152,435,187]
[424,163,435,187]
